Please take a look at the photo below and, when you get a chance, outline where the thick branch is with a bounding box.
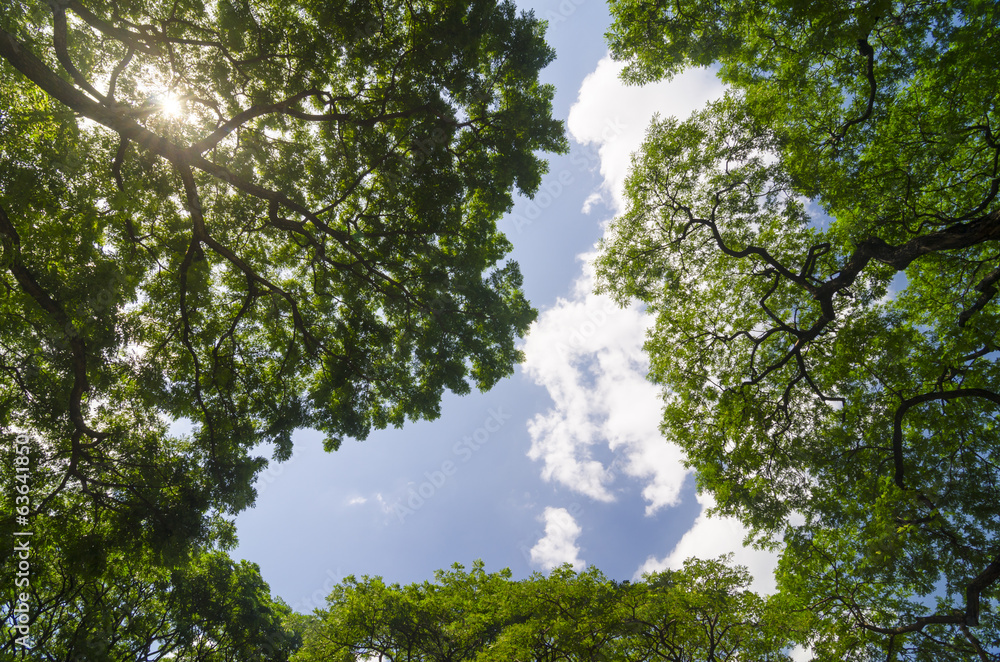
[188,89,328,154]
[959,266,1000,327]
[65,0,161,55]
[106,44,135,102]
[51,7,106,102]
[689,214,815,293]
[799,209,1000,334]
[179,164,320,353]
[863,612,965,636]
[965,553,1000,626]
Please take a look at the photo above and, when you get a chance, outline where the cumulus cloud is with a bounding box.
[567,56,725,213]
[522,55,724,515]
[581,191,603,214]
[522,261,687,513]
[530,507,585,571]
[633,493,780,595]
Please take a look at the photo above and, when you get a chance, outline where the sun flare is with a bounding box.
[160,92,183,118]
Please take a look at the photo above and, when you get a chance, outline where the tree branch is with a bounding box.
[0,204,109,443]
[959,265,1000,327]
[891,388,1000,489]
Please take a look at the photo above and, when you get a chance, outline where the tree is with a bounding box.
[0,0,564,558]
[291,558,794,661]
[597,0,1000,658]
[3,551,301,661]
[1,464,300,661]
[0,0,563,656]
[484,558,794,662]
[289,561,527,662]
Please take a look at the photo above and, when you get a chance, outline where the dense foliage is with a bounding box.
[598,0,1000,658]
[1,0,563,655]
[291,558,795,662]
[9,0,1000,658]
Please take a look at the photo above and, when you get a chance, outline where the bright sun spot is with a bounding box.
[161,93,182,118]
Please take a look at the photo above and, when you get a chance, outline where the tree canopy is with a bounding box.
[598,0,1000,658]
[291,558,795,662]
[1,0,563,655]
[1,0,562,553]
[1,489,300,661]
[10,0,1000,658]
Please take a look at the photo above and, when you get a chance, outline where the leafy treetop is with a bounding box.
[290,557,796,662]
[598,0,1000,658]
[0,0,564,559]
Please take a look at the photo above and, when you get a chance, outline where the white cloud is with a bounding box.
[567,56,725,214]
[522,55,725,515]
[634,493,780,595]
[346,496,367,506]
[790,646,813,661]
[523,259,687,512]
[530,507,585,571]
[581,191,603,214]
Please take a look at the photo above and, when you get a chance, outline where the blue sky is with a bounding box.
[232,0,781,614]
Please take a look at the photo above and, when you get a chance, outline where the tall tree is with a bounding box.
[1,452,300,661]
[598,0,1000,658]
[0,0,564,557]
[0,0,562,656]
